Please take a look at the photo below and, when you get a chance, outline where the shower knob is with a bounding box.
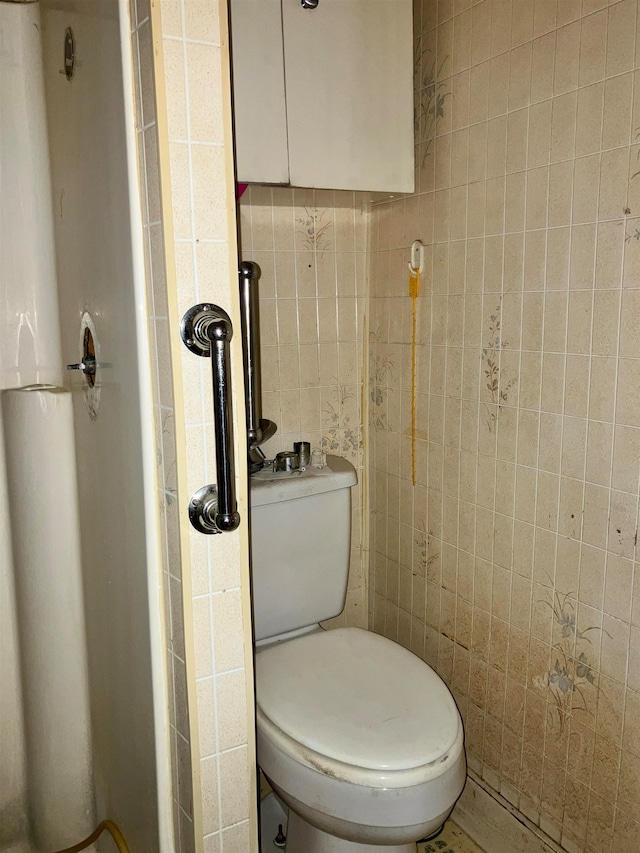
[66,356,96,377]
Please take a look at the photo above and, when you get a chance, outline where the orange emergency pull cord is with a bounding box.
[409,268,420,487]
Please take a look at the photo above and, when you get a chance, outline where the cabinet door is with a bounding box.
[230,0,290,184]
[282,0,414,193]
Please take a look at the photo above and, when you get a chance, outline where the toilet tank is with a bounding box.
[249,455,357,642]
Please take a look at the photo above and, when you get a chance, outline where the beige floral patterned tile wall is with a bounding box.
[238,187,369,628]
[369,1,640,851]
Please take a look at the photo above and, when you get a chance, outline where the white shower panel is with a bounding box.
[0,2,62,390]
[38,1,166,846]
[0,408,27,845]
[2,386,94,850]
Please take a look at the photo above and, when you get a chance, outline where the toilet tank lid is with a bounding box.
[250,454,356,508]
[256,627,461,772]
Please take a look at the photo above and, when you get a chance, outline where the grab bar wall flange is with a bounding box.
[181,303,240,534]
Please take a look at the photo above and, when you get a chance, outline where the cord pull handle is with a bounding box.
[408,239,424,277]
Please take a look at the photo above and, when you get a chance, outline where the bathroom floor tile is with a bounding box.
[417,819,486,853]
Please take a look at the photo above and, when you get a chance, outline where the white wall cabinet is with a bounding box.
[230,0,414,193]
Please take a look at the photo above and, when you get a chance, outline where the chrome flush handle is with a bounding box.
[181,303,240,534]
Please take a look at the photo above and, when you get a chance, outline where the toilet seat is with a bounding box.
[256,627,462,788]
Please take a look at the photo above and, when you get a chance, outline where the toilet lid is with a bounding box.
[256,627,460,772]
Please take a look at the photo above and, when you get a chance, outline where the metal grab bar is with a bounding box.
[239,262,263,447]
[181,303,240,534]
[238,263,277,475]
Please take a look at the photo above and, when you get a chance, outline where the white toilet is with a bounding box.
[250,455,466,852]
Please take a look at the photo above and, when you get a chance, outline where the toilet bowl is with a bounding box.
[250,456,466,851]
[255,627,466,852]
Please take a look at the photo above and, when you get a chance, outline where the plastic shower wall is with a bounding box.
[0,1,171,849]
